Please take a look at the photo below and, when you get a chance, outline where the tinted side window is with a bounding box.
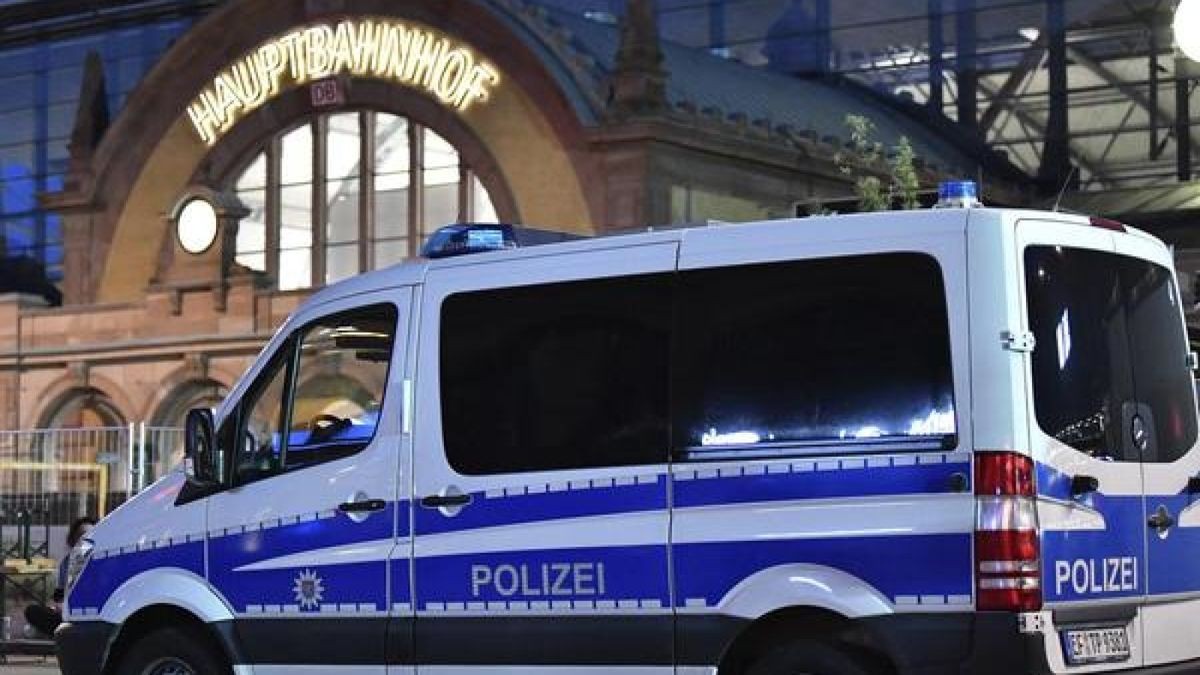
[440,274,671,475]
[674,253,956,454]
[285,305,397,469]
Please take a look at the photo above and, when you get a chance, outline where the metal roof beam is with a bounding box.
[1063,42,1200,152]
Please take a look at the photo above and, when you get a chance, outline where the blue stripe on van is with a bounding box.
[674,534,973,606]
[673,460,969,509]
[414,477,668,536]
[207,506,396,613]
[69,540,205,611]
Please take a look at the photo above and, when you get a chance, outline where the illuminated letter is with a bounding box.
[434,49,469,103]
[212,73,242,129]
[304,25,334,80]
[331,20,355,73]
[257,42,287,96]
[454,63,498,110]
[278,31,304,81]
[351,20,381,74]
[229,56,266,107]
[186,94,220,146]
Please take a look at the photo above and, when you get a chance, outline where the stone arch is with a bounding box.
[31,373,134,431]
[86,0,604,303]
[148,377,230,428]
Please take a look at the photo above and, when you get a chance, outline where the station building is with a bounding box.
[0,0,1009,441]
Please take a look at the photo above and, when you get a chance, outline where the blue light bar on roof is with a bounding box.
[935,180,983,209]
[421,223,519,259]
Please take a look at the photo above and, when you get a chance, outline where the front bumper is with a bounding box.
[55,620,117,675]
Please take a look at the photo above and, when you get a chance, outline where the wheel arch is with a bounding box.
[101,604,241,675]
[717,606,899,675]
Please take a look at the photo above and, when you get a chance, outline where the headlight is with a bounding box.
[64,538,94,601]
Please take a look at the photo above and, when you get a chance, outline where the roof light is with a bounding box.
[421,223,518,259]
[935,180,983,209]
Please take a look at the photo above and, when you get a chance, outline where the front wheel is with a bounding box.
[746,639,886,675]
[117,626,230,675]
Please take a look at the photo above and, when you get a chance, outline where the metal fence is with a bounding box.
[0,424,184,527]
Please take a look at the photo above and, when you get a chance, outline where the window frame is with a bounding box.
[670,251,960,464]
[433,250,960,477]
[437,272,674,477]
[224,302,399,488]
[231,110,497,290]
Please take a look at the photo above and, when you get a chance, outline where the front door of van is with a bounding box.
[1110,234,1200,667]
[409,243,677,672]
[206,289,411,673]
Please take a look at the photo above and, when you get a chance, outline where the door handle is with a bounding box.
[420,493,473,509]
[338,498,387,514]
[1070,474,1100,497]
[1148,506,1175,531]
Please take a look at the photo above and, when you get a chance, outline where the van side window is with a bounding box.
[440,274,671,475]
[674,253,956,455]
[284,306,397,470]
[234,304,397,484]
[235,353,291,483]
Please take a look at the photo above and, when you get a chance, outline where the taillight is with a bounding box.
[975,451,1042,611]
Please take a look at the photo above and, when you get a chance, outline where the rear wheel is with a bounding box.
[745,639,885,675]
[117,626,230,675]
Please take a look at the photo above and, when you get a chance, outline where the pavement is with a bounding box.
[1,656,58,673]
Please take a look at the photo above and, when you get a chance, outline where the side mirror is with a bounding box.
[184,408,219,486]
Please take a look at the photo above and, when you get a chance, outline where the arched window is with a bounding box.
[233,111,499,290]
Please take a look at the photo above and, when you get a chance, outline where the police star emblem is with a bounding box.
[292,569,325,610]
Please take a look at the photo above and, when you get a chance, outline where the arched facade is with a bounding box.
[3,0,992,451]
[59,0,607,305]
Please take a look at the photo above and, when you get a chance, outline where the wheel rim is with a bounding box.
[140,657,196,675]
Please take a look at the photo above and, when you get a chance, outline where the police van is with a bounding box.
[56,182,1200,675]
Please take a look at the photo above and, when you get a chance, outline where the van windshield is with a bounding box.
[1025,246,1197,463]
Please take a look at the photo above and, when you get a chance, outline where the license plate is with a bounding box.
[1061,626,1131,665]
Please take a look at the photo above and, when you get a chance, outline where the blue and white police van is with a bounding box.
[56,183,1200,675]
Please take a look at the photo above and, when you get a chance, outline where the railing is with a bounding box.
[0,424,184,526]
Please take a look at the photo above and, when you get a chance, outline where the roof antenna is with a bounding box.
[1052,165,1078,213]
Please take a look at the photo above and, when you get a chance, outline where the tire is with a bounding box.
[116,626,230,675]
[745,639,885,675]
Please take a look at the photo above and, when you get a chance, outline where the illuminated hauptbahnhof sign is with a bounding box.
[187,19,501,146]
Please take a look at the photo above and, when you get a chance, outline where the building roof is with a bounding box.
[1049,181,1200,218]
[498,1,997,178]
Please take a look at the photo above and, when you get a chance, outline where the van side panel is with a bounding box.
[671,214,975,668]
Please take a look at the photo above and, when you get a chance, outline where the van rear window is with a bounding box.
[1025,246,1197,462]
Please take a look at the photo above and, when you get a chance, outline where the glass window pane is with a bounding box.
[326,176,360,245]
[281,123,313,186]
[374,114,410,175]
[279,184,312,290]
[236,152,268,191]
[674,253,956,451]
[326,112,360,180]
[374,238,409,269]
[472,175,499,223]
[236,188,267,272]
[422,129,461,235]
[326,171,360,284]
[1025,247,1198,463]
[235,355,290,483]
[286,305,396,469]
[441,274,672,475]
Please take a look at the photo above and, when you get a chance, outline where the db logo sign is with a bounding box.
[311,78,344,108]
